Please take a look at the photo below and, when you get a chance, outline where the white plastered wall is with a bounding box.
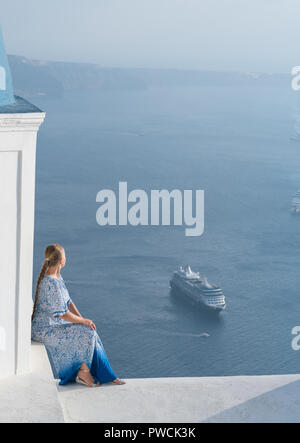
[0,112,45,378]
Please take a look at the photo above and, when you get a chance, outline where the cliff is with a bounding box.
[7,55,289,100]
[8,55,147,98]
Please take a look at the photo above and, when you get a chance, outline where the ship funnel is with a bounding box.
[203,276,213,288]
[185,265,201,279]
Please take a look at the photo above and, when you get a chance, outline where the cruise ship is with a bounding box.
[170,265,226,312]
[291,190,300,213]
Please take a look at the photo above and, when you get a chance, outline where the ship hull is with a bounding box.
[170,277,226,313]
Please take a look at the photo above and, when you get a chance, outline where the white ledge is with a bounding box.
[0,342,64,423]
[1,345,300,422]
[57,373,300,423]
[0,112,45,131]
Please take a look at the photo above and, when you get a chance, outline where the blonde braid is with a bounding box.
[31,244,64,321]
[31,260,49,321]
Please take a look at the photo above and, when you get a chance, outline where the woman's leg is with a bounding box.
[77,362,100,387]
[44,324,97,385]
[91,335,119,384]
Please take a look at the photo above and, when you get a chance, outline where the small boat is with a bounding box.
[291,190,300,213]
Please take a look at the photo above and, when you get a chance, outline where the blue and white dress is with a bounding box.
[31,274,117,385]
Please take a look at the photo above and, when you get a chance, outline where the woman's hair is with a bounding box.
[31,244,64,321]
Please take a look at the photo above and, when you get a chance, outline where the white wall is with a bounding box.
[0,111,45,378]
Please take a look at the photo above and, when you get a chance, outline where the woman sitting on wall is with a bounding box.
[32,244,125,387]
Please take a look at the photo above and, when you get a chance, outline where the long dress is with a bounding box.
[31,274,117,386]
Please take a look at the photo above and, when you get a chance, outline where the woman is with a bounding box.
[32,244,125,387]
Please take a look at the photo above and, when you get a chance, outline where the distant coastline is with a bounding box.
[8,54,289,99]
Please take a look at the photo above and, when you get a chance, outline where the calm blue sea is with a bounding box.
[33,84,300,379]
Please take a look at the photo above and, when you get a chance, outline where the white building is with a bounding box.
[0,28,45,379]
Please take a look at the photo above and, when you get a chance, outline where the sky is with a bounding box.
[0,0,299,72]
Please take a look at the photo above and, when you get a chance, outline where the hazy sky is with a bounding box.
[1,0,299,72]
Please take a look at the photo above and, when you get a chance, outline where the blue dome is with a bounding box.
[0,27,15,107]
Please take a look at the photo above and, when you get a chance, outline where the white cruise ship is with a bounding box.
[170,265,226,312]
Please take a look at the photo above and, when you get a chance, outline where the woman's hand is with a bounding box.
[60,312,97,330]
[82,318,97,331]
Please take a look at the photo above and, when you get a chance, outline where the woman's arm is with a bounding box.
[60,311,96,331]
[45,279,96,330]
[68,302,82,318]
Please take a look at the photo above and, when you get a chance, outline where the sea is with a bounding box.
[32,82,300,379]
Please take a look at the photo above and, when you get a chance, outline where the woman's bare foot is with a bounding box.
[113,378,126,385]
[77,363,100,387]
